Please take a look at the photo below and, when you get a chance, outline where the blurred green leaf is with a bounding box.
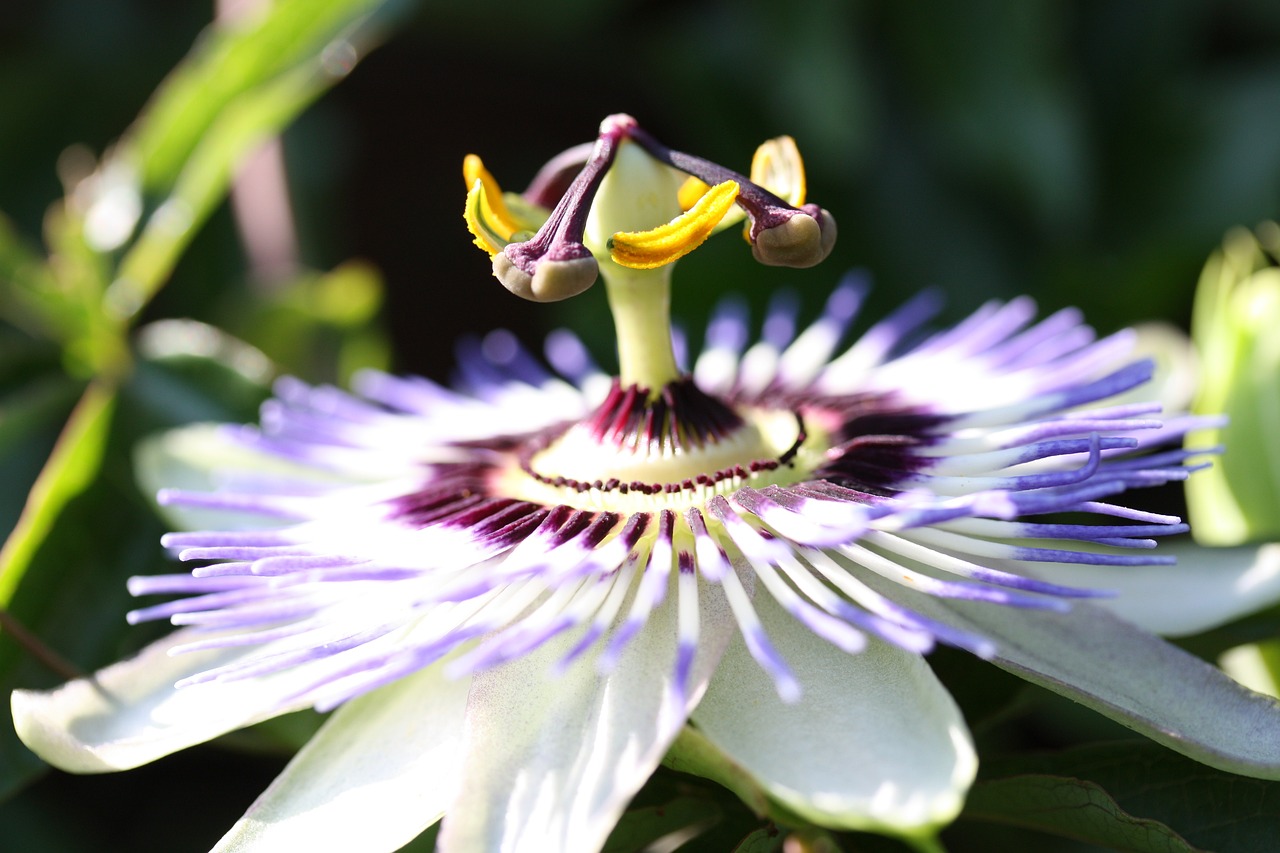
[0,338,80,535]
[0,376,80,494]
[965,741,1280,853]
[38,0,400,332]
[1218,637,1280,701]
[733,826,785,853]
[0,381,116,607]
[0,215,63,341]
[2,0,397,363]
[108,62,347,321]
[230,261,390,383]
[131,318,274,422]
[33,200,124,376]
[127,0,391,194]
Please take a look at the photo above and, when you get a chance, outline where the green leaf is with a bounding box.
[0,382,116,607]
[107,62,344,320]
[732,826,786,853]
[130,319,274,424]
[965,775,1199,852]
[965,741,1280,853]
[227,261,391,384]
[126,0,393,194]
[0,370,78,441]
[0,373,82,531]
[0,215,64,341]
[91,0,403,323]
[1219,638,1280,700]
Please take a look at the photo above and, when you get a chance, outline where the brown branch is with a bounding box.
[0,607,85,682]
[219,0,301,289]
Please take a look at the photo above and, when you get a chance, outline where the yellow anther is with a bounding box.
[608,180,740,270]
[465,178,513,256]
[463,155,521,232]
[751,135,806,206]
[677,176,712,211]
[464,154,541,256]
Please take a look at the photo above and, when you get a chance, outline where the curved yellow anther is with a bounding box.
[463,155,520,232]
[677,176,712,212]
[608,180,740,270]
[465,178,513,256]
[751,135,806,206]
[463,154,530,256]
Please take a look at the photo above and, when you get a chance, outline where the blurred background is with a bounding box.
[4,0,1278,372]
[1,1,1279,850]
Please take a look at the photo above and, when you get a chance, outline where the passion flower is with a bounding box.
[13,116,1280,853]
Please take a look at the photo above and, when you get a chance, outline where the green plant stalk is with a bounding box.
[106,63,332,323]
[0,382,117,607]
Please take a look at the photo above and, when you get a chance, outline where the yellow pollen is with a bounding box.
[677,176,712,211]
[607,180,740,270]
[463,155,522,255]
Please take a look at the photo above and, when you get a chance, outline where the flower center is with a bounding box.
[495,378,821,513]
[464,114,840,512]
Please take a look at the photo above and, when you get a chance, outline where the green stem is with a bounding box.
[600,262,680,392]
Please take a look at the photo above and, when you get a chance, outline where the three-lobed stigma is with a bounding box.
[462,113,837,302]
[461,114,838,398]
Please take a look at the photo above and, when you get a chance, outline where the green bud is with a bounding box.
[1187,222,1280,545]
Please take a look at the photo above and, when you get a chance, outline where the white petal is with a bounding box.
[11,629,314,773]
[212,664,470,853]
[1022,541,1280,636]
[900,592,1280,779]
[134,425,315,532]
[691,589,975,835]
[436,576,734,853]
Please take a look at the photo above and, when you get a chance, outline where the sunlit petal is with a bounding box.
[692,589,974,836]
[438,576,733,852]
[11,628,312,773]
[892,590,1280,779]
[212,665,468,853]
